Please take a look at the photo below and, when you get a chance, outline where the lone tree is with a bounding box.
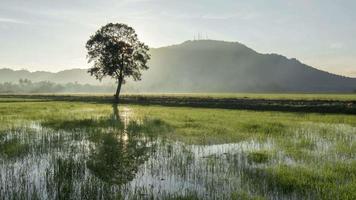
[86,23,150,102]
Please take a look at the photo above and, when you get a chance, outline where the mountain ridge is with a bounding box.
[1,40,355,92]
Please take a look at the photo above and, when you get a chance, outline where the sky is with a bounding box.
[0,0,355,77]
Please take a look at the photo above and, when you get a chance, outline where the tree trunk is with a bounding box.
[114,78,123,103]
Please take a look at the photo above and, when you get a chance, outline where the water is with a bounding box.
[0,107,355,199]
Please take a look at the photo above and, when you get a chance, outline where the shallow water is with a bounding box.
[0,107,355,199]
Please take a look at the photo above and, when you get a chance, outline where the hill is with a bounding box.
[138,40,356,92]
[0,68,100,84]
[1,40,356,92]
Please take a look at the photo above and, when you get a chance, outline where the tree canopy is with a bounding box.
[86,23,150,101]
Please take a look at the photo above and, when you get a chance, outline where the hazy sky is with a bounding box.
[0,0,355,77]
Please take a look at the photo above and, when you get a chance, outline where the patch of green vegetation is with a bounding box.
[246,162,356,200]
[285,148,311,162]
[41,117,124,131]
[0,138,29,158]
[1,93,355,115]
[335,141,356,158]
[2,93,356,101]
[231,191,265,200]
[127,117,172,137]
[276,138,317,162]
[247,151,271,164]
[165,192,199,200]
[0,98,46,102]
[1,99,356,144]
[295,138,316,150]
[242,122,287,136]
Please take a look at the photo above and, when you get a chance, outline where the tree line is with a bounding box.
[0,79,116,93]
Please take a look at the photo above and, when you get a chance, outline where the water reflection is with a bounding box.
[88,104,151,186]
[0,105,158,199]
[0,106,355,199]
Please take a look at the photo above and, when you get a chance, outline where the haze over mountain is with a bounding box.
[1,40,356,93]
[0,68,99,85]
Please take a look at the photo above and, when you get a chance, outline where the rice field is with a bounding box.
[0,97,355,199]
[2,92,356,101]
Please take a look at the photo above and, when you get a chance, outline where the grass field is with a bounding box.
[0,95,355,199]
[2,92,356,100]
[1,93,356,114]
[127,92,356,101]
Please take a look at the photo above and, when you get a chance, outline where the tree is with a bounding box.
[86,23,150,102]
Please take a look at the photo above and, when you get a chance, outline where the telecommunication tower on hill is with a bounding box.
[193,32,209,40]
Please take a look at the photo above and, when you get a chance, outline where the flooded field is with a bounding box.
[0,101,355,199]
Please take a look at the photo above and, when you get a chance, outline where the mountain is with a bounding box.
[0,68,101,85]
[1,40,356,92]
[137,40,356,92]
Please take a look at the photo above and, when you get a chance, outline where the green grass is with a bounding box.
[1,93,355,115]
[122,92,356,101]
[1,99,356,143]
[2,92,356,100]
[0,137,29,158]
[231,191,265,200]
[0,97,355,199]
[259,162,356,199]
[247,151,271,164]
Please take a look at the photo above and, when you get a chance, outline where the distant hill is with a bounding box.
[1,40,356,93]
[0,68,99,84]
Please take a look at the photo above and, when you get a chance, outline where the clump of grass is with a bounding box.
[231,191,265,200]
[0,138,29,158]
[162,192,199,200]
[277,137,316,162]
[283,148,311,162]
[247,162,356,200]
[242,122,286,136]
[266,165,321,193]
[41,116,124,131]
[127,117,172,137]
[296,138,316,150]
[247,151,271,164]
[182,117,201,128]
[335,141,356,158]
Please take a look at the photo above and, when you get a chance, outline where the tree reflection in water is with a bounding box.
[87,104,150,185]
